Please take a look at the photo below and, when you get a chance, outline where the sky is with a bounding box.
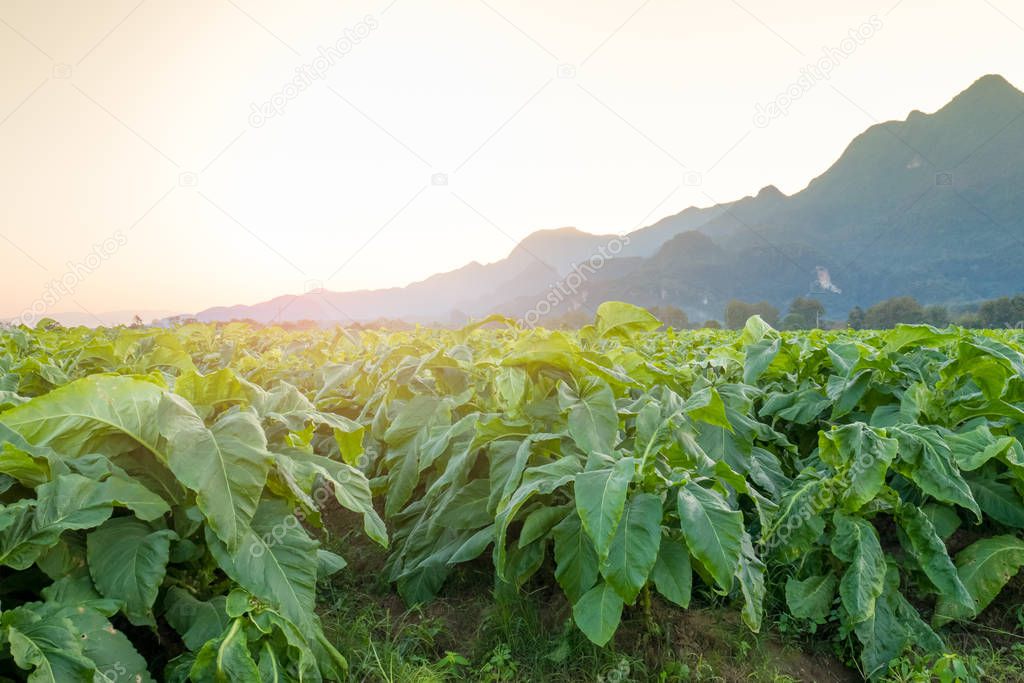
[1,0,1023,320]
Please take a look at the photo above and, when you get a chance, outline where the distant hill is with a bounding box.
[191,228,617,324]
[187,74,1024,325]
[8,310,181,327]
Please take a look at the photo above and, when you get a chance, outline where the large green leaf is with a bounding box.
[676,482,743,592]
[86,517,177,626]
[595,301,661,340]
[174,368,248,415]
[831,514,886,624]
[0,474,115,569]
[164,588,231,652]
[818,423,896,511]
[98,473,171,522]
[934,535,1024,626]
[743,337,780,384]
[559,377,618,455]
[159,399,272,550]
[736,533,765,632]
[449,524,495,564]
[855,566,944,680]
[765,471,828,562]
[284,449,387,547]
[0,375,271,551]
[893,425,981,521]
[572,581,624,646]
[682,386,731,431]
[189,619,260,682]
[518,505,569,548]
[600,492,661,603]
[205,500,318,631]
[1,604,96,683]
[57,602,155,683]
[827,369,873,419]
[553,513,599,604]
[897,504,973,611]
[0,423,55,487]
[785,573,836,623]
[947,426,1019,472]
[435,478,492,529]
[495,454,580,575]
[574,457,635,561]
[882,324,955,353]
[966,471,1024,528]
[0,374,164,459]
[651,532,691,608]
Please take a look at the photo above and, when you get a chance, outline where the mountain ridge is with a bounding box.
[183,74,1024,325]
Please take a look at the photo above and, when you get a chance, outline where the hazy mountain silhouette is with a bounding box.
[188,74,1024,325]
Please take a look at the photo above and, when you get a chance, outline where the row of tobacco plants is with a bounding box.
[0,304,1023,680]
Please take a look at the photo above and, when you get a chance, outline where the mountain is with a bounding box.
[663,73,1024,312]
[187,74,1024,325]
[191,227,616,324]
[620,184,787,258]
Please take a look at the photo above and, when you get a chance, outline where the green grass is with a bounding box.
[316,527,1024,682]
[315,530,860,682]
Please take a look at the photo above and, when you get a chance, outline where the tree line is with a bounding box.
[712,294,1024,330]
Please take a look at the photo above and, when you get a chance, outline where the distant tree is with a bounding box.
[724,300,780,329]
[976,295,1024,328]
[922,304,950,327]
[130,314,143,328]
[863,296,924,329]
[782,297,825,329]
[650,305,689,330]
[702,319,722,329]
[847,306,866,330]
[724,301,745,329]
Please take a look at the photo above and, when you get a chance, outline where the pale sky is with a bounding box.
[1,0,1022,319]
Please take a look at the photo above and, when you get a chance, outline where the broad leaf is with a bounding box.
[559,378,618,455]
[575,457,635,561]
[205,500,318,631]
[553,513,599,604]
[897,504,974,612]
[785,573,836,623]
[0,474,114,569]
[600,492,661,603]
[819,423,896,511]
[651,532,691,608]
[164,588,231,652]
[189,619,260,682]
[160,400,272,550]
[2,604,96,683]
[831,514,885,624]
[572,582,624,646]
[934,535,1024,626]
[87,517,177,626]
[736,533,765,632]
[676,482,743,592]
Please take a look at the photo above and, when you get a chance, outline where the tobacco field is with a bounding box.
[0,303,1023,681]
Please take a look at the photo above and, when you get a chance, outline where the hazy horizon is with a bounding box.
[2,0,1023,319]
